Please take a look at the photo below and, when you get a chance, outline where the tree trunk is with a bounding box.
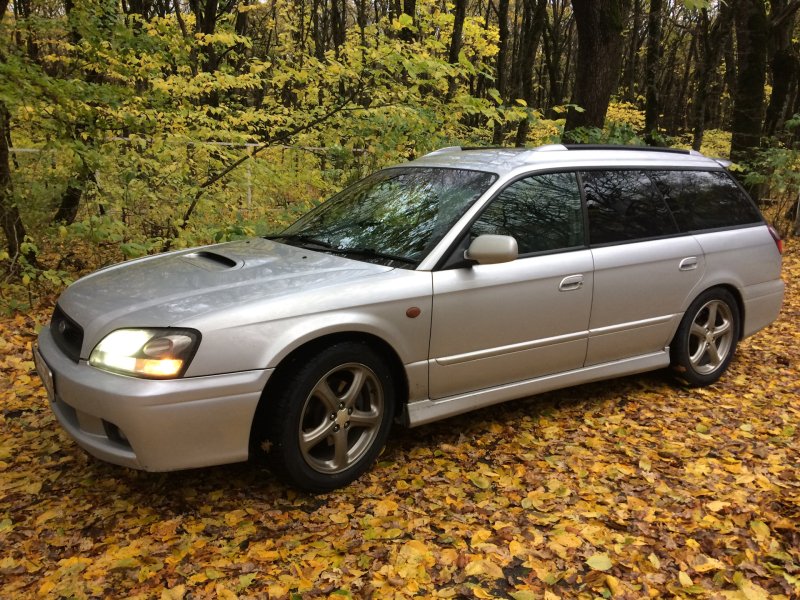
[763,0,800,136]
[356,0,368,47]
[514,0,548,146]
[492,0,511,144]
[564,0,633,135]
[494,0,511,101]
[0,102,34,266]
[330,0,346,54]
[691,5,734,151]
[643,0,663,144]
[675,35,695,133]
[542,1,572,117]
[54,162,96,225]
[621,0,641,101]
[14,0,40,61]
[311,0,325,60]
[730,0,769,168]
[399,0,416,41]
[446,0,467,98]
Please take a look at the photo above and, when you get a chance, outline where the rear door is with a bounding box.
[582,170,706,366]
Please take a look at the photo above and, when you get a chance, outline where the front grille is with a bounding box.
[51,305,84,362]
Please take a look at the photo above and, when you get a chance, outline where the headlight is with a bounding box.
[89,329,200,378]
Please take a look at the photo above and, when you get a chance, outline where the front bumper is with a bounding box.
[35,326,273,471]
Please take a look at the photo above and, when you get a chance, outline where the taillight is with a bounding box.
[767,225,784,254]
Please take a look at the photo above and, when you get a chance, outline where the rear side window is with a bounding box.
[648,170,762,232]
[581,170,678,244]
[470,172,584,254]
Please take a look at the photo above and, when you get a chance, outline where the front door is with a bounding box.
[428,171,593,399]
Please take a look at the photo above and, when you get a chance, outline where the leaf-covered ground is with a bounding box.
[1,246,798,600]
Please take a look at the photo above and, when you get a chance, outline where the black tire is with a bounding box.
[671,288,740,387]
[257,341,395,493]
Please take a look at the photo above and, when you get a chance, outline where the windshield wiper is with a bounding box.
[265,234,333,249]
[332,247,417,265]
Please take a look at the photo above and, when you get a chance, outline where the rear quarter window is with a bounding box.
[648,170,762,232]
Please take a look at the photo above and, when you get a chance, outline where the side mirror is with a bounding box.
[464,234,518,265]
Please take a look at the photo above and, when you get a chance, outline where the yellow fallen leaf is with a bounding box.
[471,585,493,599]
[267,584,289,597]
[605,574,621,594]
[734,572,770,600]
[38,581,56,595]
[470,528,492,546]
[693,554,725,573]
[678,571,694,587]
[749,520,770,541]
[438,548,458,566]
[160,585,186,600]
[224,509,247,527]
[215,585,238,600]
[469,473,491,489]
[551,531,582,549]
[35,509,60,526]
[706,501,731,512]
[373,498,398,517]
[586,553,613,571]
[509,540,526,557]
[465,559,504,579]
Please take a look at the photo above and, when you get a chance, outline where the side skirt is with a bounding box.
[404,350,670,427]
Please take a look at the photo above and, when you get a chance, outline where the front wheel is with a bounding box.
[671,288,740,387]
[258,341,395,492]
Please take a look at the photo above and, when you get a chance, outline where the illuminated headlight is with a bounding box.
[89,329,200,378]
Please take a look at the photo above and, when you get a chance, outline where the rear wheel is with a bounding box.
[257,341,395,492]
[671,288,740,386]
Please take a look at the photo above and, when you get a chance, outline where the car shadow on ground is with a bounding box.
[99,368,678,515]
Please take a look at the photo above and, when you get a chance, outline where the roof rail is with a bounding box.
[423,145,509,157]
[562,144,695,155]
[531,144,568,152]
[423,146,462,156]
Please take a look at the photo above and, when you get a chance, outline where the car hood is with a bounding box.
[57,238,394,353]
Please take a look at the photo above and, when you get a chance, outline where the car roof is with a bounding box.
[398,144,728,177]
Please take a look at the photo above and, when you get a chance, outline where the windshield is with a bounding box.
[274,167,497,268]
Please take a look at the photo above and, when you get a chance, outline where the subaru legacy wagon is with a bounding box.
[34,145,784,491]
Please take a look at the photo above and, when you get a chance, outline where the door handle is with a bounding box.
[559,274,584,291]
[679,257,698,271]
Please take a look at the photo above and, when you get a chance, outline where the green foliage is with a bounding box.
[2,0,530,293]
[560,124,645,146]
[741,145,800,236]
[1,0,795,309]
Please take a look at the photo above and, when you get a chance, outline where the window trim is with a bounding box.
[432,165,766,269]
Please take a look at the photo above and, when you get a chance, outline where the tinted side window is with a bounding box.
[581,170,678,244]
[470,172,584,254]
[649,170,762,232]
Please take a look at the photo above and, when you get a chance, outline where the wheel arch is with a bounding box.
[695,283,745,341]
[248,331,409,456]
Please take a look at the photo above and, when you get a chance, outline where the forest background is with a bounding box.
[1,0,800,308]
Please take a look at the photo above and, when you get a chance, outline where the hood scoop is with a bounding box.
[181,251,241,271]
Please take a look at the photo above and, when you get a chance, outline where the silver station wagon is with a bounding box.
[35,145,785,491]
